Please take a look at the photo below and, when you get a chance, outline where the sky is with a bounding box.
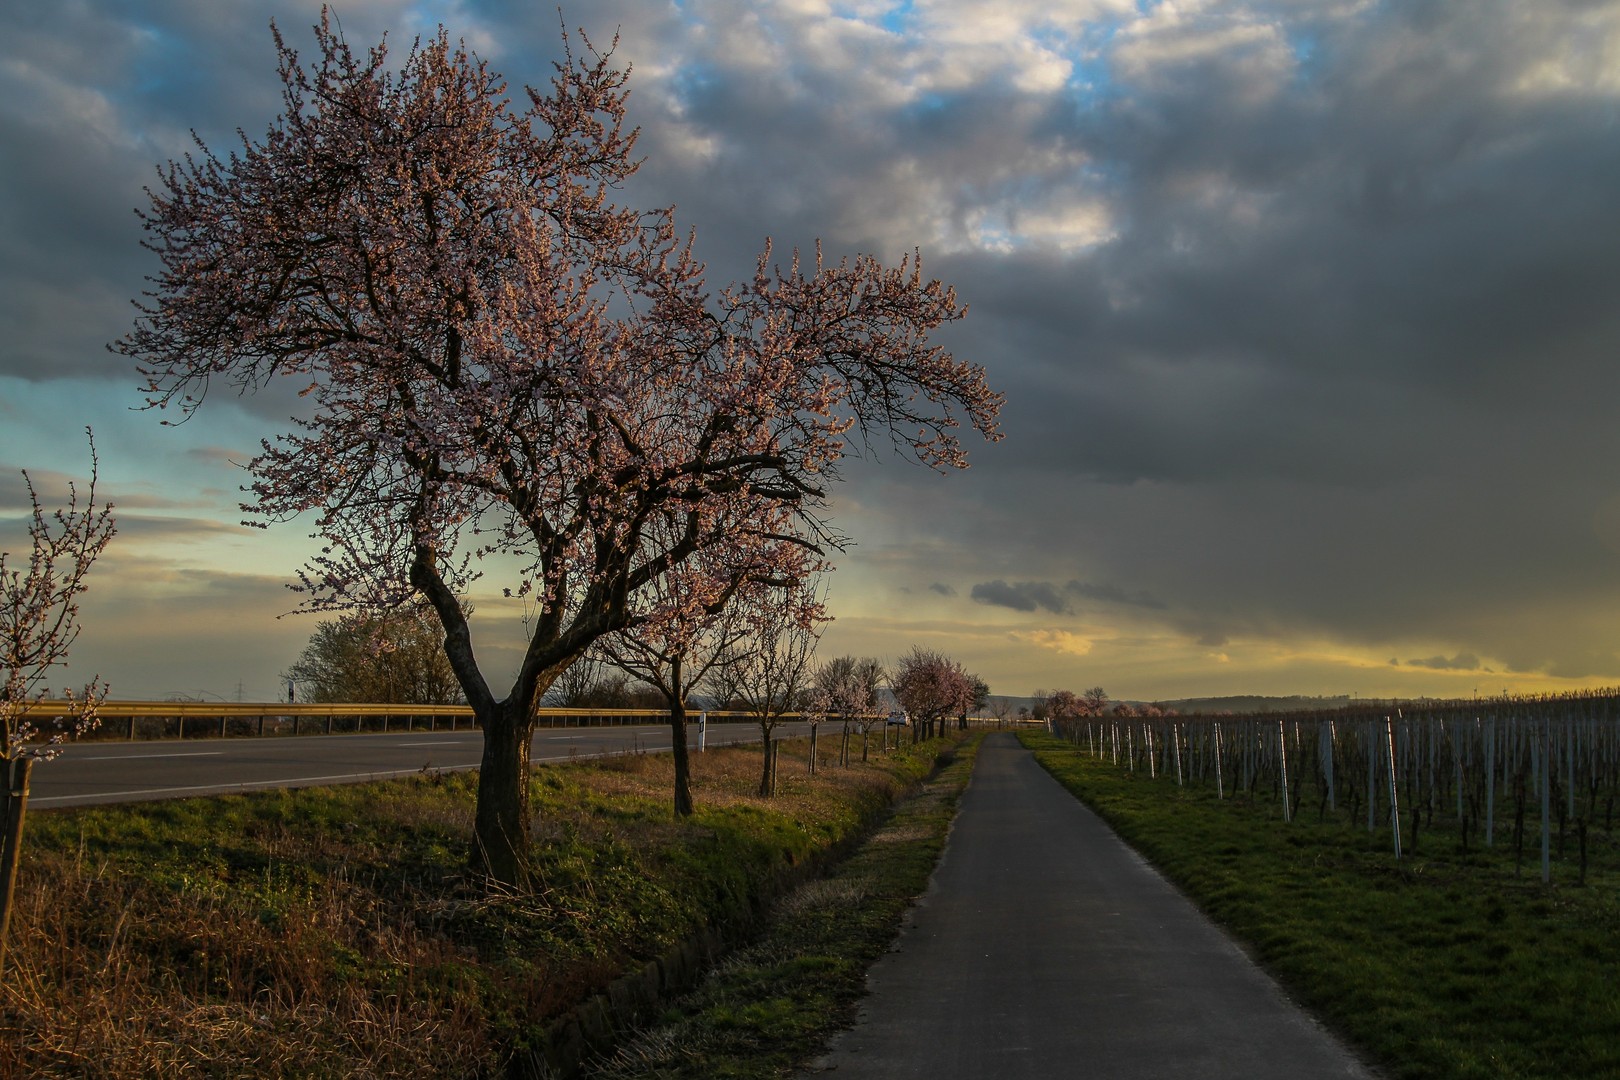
[3,0,1620,705]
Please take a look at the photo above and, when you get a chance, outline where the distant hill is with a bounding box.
[975,693,1357,717]
[1157,694,1354,715]
[924,692,1393,718]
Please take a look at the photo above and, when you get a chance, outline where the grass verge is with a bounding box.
[1,731,965,1078]
[1021,729,1620,1080]
[582,732,981,1079]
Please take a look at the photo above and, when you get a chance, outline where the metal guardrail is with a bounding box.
[16,701,772,742]
[17,701,1005,742]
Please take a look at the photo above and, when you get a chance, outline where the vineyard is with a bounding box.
[1055,690,1620,884]
[1031,698,1620,1080]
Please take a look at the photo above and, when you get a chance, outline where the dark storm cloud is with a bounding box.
[0,1,415,389]
[1403,653,1484,673]
[6,0,1620,688]
[1069,582,1166,610]
[890,3,1620,679]
[929,582,956,597]
[970,579,1165,615]
[972,580,1072,615]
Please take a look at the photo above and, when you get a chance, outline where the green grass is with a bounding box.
[2,733,966,1078]
[1022,729,1620,1080]
[583,734,981,1079]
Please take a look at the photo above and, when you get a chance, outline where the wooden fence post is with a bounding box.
[1386,717,1402,859]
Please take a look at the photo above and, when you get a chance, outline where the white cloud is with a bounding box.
[1503,5,1620,98]
[1011,628,1096,657]
[0,57,130,149]
[1111,3,1296,105]
[895,0,1132,94]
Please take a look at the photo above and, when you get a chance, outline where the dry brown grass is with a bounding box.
[0,737,946,1079]
[2,839,496,1078]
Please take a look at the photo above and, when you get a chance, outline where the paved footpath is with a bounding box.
[804,732,1382,1079]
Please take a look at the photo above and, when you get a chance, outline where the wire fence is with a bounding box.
[1053,690,1620,884]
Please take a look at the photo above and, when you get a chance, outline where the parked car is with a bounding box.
[886,710,909,726]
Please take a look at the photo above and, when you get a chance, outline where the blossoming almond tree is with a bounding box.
[892,646,976,741]
[956,672,990,731]
[1046,688,1081,735]
[594,509,821,815]
[120,14,1001,885]
[813,654,887,766]
[716,581,825,797]
[0,432,114,974]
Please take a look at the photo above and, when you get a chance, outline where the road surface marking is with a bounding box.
[73,751,225,760]
[28,766,482,805]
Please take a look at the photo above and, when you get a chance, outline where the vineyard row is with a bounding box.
[1053,694,1620,883]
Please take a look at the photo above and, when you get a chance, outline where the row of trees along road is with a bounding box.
[808,655,888,771]
[118,15,1002,887]
[1030,687,1117,725]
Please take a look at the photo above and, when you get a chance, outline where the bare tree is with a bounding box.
[542,652,612,708]
[722,585,823,796]
[700,647,746,713]
[1083,687,1110,715]
[989,695,1014,729]
[120,16,1002,885]
[0,432,115,975]
[541,653,643,709]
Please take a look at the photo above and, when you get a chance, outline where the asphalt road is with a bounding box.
[28,721,809,808]
[805,731,1381,1080]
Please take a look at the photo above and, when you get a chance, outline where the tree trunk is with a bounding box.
[808,725,818,775]
[471,700,532,886]
[669,700,694,816]
[759,724,772,796]
[0,756,36,979]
